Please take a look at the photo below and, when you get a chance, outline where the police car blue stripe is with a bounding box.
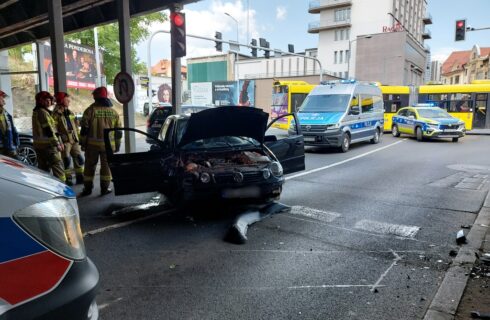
[0,218,46,264]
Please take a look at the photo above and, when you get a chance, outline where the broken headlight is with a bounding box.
[262,168,271,179]
[200,172,211,183]
[270,161,283,177]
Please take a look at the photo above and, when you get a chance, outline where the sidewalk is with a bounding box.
[455,219,490,319]
[467,129,490,135]
[424,191,490,320]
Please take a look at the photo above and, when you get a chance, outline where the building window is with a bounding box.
[339,51,343,64]
[334,51,338,64]
[455,75,460,84]
[334,8,351,22]
[341,29,345,40]
[335,30,339,41]
[346,28,350,40]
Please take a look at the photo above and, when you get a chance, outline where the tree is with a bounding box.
[66,12,166,84]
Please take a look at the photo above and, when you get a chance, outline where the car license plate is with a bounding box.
[444,129,458,132]
[222,186,261,199]
[304,136,316,142]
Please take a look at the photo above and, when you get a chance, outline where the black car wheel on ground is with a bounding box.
[452,137,459,142]
[392,125,400,137]
[17,143,37,166]
[416,127,424,141]
[339,133,350,153]
[370,128,380,144]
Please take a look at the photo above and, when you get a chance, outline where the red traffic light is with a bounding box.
[171,12,185,27]
[457,21,464,28]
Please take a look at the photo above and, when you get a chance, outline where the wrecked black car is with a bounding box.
[104,107,305,204]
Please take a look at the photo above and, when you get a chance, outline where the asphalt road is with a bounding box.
[77,134,490,320]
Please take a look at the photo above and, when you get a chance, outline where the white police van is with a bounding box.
[292,80,384,152]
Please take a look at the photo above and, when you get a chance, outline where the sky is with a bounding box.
[137,0,490,67]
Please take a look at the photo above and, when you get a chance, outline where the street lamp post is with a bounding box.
[347,35,372,79]
[225,12,239,82]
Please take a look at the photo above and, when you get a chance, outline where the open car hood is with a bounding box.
[178,107,269,147]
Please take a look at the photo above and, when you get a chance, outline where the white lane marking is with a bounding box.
[370,250,401,292]
[288,284,384,289]
[354,219,420,238]
[285,215,423,243]
[290,206,341,223]
[286,139,406,181]
[83,209,176,237]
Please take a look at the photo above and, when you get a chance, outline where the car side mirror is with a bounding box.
[349,106,360,115]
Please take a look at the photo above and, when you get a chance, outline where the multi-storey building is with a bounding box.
[441,46,490,85]
[308,0,432,85]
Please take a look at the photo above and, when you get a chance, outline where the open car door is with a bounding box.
[104,128,169,196]
[264,113,305,175]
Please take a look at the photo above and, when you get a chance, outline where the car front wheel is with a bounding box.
[416,127,424,141]
[339,133,350,153]
[392,125,400,137]
[17,144,37,166]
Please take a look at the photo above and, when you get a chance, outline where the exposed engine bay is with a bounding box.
[182,150,272,173]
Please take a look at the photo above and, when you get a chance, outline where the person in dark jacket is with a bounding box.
[0,90,20,159]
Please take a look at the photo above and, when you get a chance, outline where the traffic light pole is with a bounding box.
[150,30,325,82]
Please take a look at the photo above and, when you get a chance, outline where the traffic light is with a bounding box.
[259,38,270,59]
[288,44,294,53]
[170,12,186,57]
[215,32,222,51]
[455,19,466,41]
[250,39,257,57]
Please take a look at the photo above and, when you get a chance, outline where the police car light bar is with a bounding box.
[413,103,437,107]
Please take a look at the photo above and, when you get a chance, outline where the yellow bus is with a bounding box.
[418,82,490,130]
[380,85,412,131]
[271,80,316,129]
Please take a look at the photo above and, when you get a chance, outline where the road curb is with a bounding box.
[424,191,490,320]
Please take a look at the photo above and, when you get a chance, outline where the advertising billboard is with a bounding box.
[43,41,101,90]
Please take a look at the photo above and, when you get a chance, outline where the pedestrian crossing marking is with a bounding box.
[354,219,420,238]
[289,206,341,223]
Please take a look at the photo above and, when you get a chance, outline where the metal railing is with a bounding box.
[309,0,352,11]
[308,18,351,31]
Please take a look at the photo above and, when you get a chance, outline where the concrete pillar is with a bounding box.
[0,51,13,114]
[35,42,48,92]
[117,0,136,153]
[47,0,67,93]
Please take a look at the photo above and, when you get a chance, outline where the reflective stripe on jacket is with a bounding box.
[53,106,79,144]
[0,109,19,151]
[32,106,59,149]
[80,102,121,151]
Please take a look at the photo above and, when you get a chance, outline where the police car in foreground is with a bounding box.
[0,156,99,320]
[391,105,465,142]
[292,80,384,152]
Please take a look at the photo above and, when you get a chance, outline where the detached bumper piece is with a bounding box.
[224,202,291,244]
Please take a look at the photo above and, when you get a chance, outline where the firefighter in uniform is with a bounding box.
[0,90,20,159]
[80,86,121,196]
[32,91,65,182]
[53,92,84,186]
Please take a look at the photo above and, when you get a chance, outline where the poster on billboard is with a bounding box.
[238,80,255,107]
[157,83,172,104]
[212,81,238,106]
[43,41,100,90]
[191,82,212,105]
